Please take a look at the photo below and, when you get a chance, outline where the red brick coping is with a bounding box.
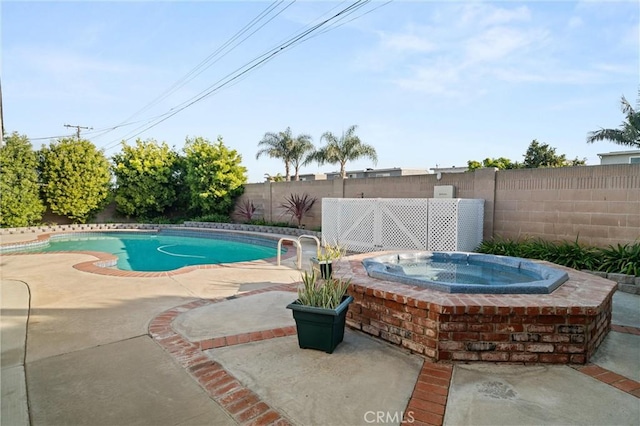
[149,284,459,426]
[611,324,640,336]
[0,231,297,277]
[573,364,640,398]
[337,253,618,364]
[150,285,638,426]
[149,284,299,425]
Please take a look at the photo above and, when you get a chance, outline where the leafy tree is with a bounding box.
[256,127,314,181]
[112,139,180,218]
[587,94,640,148]
[467,157,520,171]
[0,132,45,227]
[523,140,585,168]
[309,124,377,178]
[183,136,247,216]
[39,138,111,223]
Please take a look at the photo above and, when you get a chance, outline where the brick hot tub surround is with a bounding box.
[337,252,617,364]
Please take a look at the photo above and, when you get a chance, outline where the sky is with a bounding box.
[2,0,638,183]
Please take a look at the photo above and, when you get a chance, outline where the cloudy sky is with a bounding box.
[3,0,638,182]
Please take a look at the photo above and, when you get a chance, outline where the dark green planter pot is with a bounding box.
[286,295,354,353]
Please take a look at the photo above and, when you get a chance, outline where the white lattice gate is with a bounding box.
[322,198,484,253]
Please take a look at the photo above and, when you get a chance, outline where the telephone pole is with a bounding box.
[64,124,92,139]
[0,78,4,147]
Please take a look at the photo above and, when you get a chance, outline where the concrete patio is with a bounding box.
[1,233,638,425]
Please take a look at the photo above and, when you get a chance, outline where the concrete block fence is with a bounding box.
[240,164,640,248]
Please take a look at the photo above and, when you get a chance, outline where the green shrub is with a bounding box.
[477,237,639,277]
[0,132,45,227]
[247,219,291,227]
[191,213,231,223]
[598,243,640,277]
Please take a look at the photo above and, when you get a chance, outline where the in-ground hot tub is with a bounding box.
[336,252,616,364]
[362,252,569,294]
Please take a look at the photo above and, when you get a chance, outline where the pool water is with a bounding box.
[362,252,568,294]
[394,260,539,285]
[16,232,282,272]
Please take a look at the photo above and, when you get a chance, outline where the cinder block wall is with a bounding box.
[493,164,640,247]
[240,164,640,247]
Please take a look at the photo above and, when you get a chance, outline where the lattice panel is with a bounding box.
[323,198,483,253]
[339,201,377,253]
[428,199,458,251]
[321,198,342,247]
[378,199,428,250]
[322,199,377,252]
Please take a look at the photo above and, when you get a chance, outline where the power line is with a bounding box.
[101,0,377,151]
[91,0,294,144]
[20,1,391,149]
[64,124,92,139]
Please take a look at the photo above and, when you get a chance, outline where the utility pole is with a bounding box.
[64,124,92,139]
[0,78,4,147]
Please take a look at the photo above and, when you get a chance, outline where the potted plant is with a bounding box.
[286,270,354,353]
[310,242,345,279]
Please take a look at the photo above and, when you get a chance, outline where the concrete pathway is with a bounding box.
[1,280,30,426]
[444,363,638,425]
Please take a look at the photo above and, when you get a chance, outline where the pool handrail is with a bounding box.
[298,235,320,257]
[276,237,302,269]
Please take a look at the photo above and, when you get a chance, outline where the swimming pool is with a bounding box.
[5,230,284,272]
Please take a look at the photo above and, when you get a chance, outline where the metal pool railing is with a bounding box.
[276,234,321,269]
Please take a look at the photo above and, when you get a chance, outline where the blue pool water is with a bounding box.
[362,252,568,294]
[10,231,283,272]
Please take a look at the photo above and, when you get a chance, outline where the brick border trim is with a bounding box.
[573,364,640,398]
[611,324,640,336]
[149,283,458,426]
[404,362,453,426]
[150,286,638,425]
[572,323,640,399]
[149,284,298,425]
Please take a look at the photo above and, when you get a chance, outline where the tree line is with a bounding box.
[466,139,587,171]
[0,134,246,227]
[2,94,637,227]
[466,95,639,170]
[259,95,639,180]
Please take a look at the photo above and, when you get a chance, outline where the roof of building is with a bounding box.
[597,150,640,157]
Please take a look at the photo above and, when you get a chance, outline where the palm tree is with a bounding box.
[310,125,378,178]
[288,132,314,181]
[256,127,314,181]
[587,94,640,148]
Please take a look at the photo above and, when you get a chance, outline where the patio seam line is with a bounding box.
[150,285,640,425]
[151,283,458,426]
[149,283,298,426]
[610,324,640,336]
[404,361,453,426]
[572,364,640,398]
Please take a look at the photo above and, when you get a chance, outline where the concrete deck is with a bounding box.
[1,233,638,425]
